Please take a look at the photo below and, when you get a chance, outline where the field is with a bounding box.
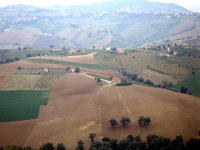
[0,90,49,122]
[95,50,200,85]
[0,53,200,148]
[29,58,108,70]
[33,53,98,64]
[0,74,200,149]
[175,73,200,97]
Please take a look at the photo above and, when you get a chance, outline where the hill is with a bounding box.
[0,73,200,149]
[0,1,200,49]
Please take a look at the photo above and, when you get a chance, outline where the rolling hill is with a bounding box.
[0,0,200,49]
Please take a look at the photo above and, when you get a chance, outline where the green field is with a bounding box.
[30,58,108,70]
[0,90,49,122]
[176,73,200,97]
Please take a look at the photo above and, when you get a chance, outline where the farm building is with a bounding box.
[43,68,49,73]
[68,67,77,73]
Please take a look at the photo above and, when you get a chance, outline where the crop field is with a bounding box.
[0,90,49,122]
[1,74,41,90]
[1,67,67,90]
[29,58,108,70]
[1,74,200,148]
[95,50,198,84]
[34,70,66,90]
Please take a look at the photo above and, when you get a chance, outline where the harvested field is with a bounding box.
[33,53,97,64]
[1,74,200,149]
[29,59,107,70]
[140,69,177,84]
[95,51,193,84]
[1,74,41,90]
[0,60,65,90]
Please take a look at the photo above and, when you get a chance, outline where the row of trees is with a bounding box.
[109,116,151,128]
[0,53,42,64]
[120,69,192,95]
[109,117,131,128]
[120,69,155,86]
[1,134,200,150]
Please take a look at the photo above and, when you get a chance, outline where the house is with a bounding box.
[117,48,125,53]
[43,68,49,73]
[106,47,112,51]
[68,67,77,73]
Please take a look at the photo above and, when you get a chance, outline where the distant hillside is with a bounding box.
[0,0,199,49]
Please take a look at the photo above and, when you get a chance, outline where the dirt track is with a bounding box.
[1,74,200,149]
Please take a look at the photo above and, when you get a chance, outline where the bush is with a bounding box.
[116,79,132,86]
[180,86,189,94]
[138,116,151,126]
[145,80,155,86]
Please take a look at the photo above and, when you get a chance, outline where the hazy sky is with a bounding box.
[0,0,199,12]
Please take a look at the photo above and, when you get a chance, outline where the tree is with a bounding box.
[96,77,101,83]
[40,143,55,150]
[62,47,67,51]
[138,116,151,126]
[17,66,22,70]
[186,138,200,150]
[109,119,118,128]
[180,86,188,94]
[92,45,95,50]
[120,117,131,127]
[75,67,80,73]
[50,45,54,49]
[89,133,96,142]
[76,140,84,150]
[56,143,66,150]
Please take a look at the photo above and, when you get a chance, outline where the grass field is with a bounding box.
[29,58,108,70]
[0,90,49,122]
[175,73,200,97]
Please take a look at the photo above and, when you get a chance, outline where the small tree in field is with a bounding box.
[138,116,151,126]
[40,143,55,150]
[56,143,65,150]
[120,117,131,127]
[76,140,84,150]
[75,67,80,73]
[89,133,96,142]
[109,119,118,128]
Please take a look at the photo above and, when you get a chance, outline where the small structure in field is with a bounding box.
[112,77,121,84]
[69,67,76,73]
[66,66,80,73]
[43,68,49,73]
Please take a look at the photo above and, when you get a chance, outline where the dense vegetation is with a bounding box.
[1,134,200,150]
[0,90,49,122]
